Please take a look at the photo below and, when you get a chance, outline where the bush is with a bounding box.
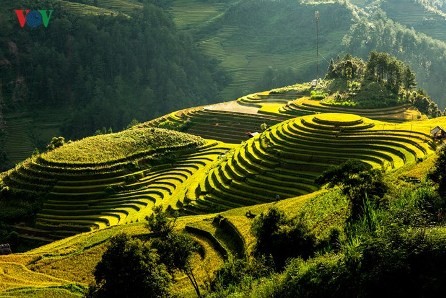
[428,145,446,194]
[272,226,446,298]
[252,207,317,270]
[316,160,387,221]
[310,90,327,100]
[210,257,273,292]
[89,233,171,298]
[46,136,65,151]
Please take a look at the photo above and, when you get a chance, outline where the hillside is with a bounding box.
[0,52,440,244]
[1,67,446,295]
[4,1,446,295]
[0,153,443,296]
[0,0,228,168]
[169,0,446,109]
[5,0,446,167]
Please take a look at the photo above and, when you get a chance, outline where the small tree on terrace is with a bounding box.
[146,205,177,236]
[152,233,202,297]
[46,136,65,151]
[316,160,388,221]
[90,233,171,298]
[147,206,202,297]
[251,207,316,269]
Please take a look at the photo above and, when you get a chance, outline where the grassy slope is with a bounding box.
[0,93,442,295]
[1,152,437,297]
[41,127,204,164]
[0,189,330,296]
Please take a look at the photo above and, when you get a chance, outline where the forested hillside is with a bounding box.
[5,0,446,168]
[183,0,353,98]
[0,0,228,169]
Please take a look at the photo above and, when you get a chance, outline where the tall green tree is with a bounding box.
[148,207,202,297]
[152,232,202,297]
[90,233,171,298]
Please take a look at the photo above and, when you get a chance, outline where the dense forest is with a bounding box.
[4,0,446,169]
[0,0,228,139]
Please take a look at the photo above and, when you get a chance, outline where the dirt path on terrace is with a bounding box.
[204,101,260,114]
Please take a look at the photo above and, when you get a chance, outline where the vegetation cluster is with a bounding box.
[324,52,441,116]
[206,154,446,297]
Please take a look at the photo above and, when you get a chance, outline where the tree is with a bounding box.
[90,233,171,298]
[152,233,202,297]
[251,207,285,258]
[146,205,177,236]
[251,207,316,269]
[316,160,387,221]
[429,146,446,195]
[147,207,202,296]
[403,66,416,90]
[46,136,65,151]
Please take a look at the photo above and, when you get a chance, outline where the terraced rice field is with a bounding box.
[3,135,231,241]
[148,105,291,144]
[237,91,306,106]
[280,98,423,121]
[184,113,435,214]
[58,0,142,17]
[382,1,446,41]
[170,0,228,30]
[0,262,76,293]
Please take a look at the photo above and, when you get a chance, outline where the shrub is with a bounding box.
[310,90,327,100]
[316,160,387,221]
[252,207,317,270]
[89,233,171,298]
[46,136,65,151]
[210,257,273,293]
[272,226,446,298]
[428,145,446,194]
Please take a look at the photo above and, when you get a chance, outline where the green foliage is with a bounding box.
[251,207,317,270]
[364,51,408,93]
[410,90,441,117]
[344,10,446,108]
[125,119,140,129]
[429,145,446,194]
[146,206,177,236]
[152,233,199,274]
[152,232,202,297]
[323,53,433,109]
[210,257,273,295]
[326,55,366,80]
[147,206,201,296]
[0,2,228,139]
[235,182,446,298]
[46,136,65,151]
[385,185,444,227]
[310,90,327,100]
[90,233,171,298]
[316,160,387,221]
